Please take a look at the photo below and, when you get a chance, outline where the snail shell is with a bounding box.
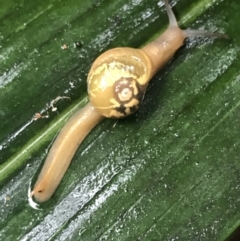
[87,47,153,118]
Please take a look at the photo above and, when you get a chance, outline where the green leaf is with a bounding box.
[0,0,239,240]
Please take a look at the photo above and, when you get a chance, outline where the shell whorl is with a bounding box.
[87,47,153,118]
[109,77,144,118]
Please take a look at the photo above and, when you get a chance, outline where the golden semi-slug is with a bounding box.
[31,0,227,202]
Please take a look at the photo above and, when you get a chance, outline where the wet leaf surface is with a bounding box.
[0,0,239,240]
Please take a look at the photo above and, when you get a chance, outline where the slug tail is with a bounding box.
[31,102,104,202]
[183,29,228,39]
[164,0,178,27]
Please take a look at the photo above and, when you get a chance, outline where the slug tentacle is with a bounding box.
[164,0,178,27]
[141,0,228,76]
[164,0,227,39]
[183,29,228,39]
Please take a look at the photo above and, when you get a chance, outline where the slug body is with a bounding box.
[31,0,226,202]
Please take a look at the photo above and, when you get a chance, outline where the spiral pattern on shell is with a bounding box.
[87,47,152,118]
